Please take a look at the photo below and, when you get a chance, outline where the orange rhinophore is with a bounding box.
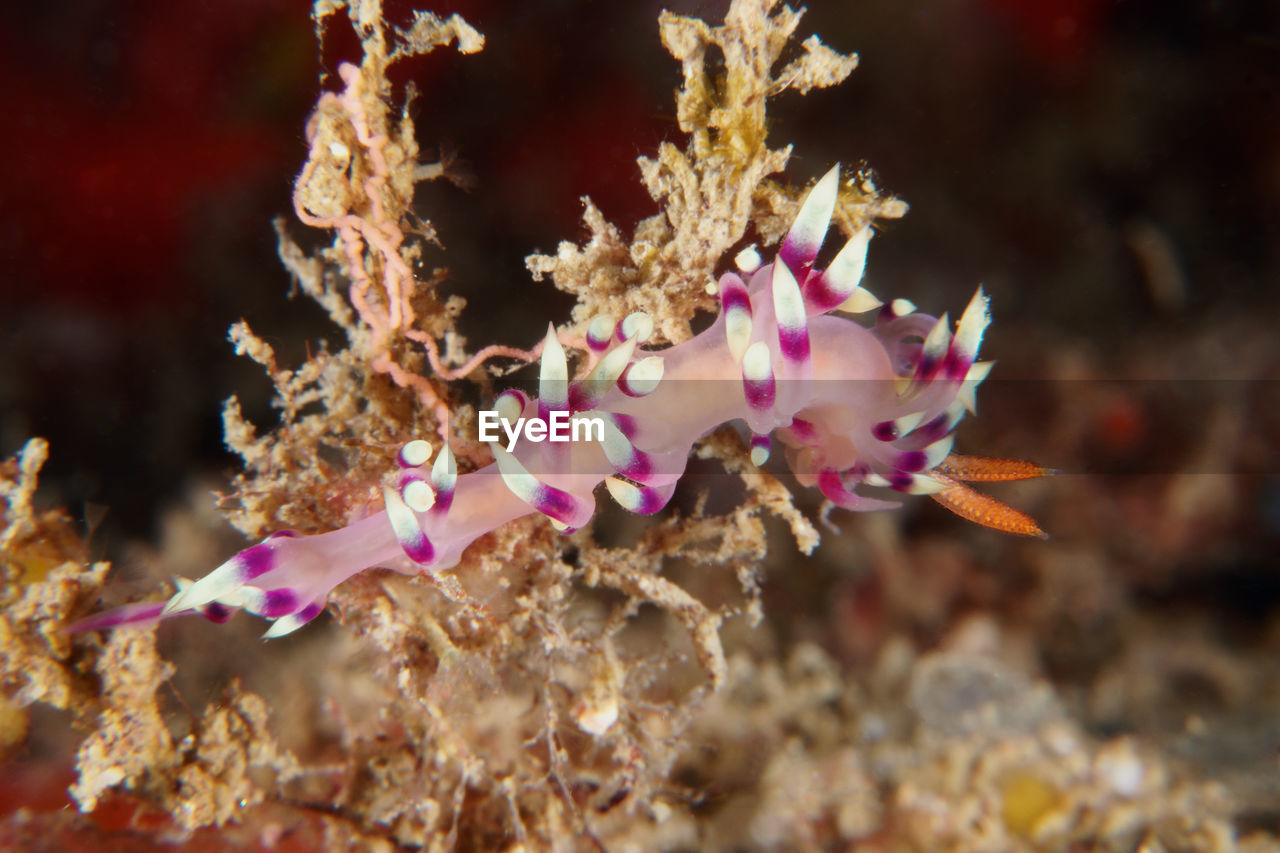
[930,454,1055,538]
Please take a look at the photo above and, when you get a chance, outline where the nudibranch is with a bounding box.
[72,167,1047,639]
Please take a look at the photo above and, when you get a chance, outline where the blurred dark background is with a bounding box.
[1,0,1278,554]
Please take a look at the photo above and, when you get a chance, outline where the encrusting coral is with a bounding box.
[1,1,1267,851]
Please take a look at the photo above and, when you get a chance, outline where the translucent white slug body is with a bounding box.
[75,167,993,638]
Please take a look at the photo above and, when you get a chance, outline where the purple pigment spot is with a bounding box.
[897,451,928,472]
[890,472,914,492]
[611,413,639,438]
[297,602,324,623]
[201,602,234,624]
[743,376,776,411]
[916,352,940,380]
[587,327,612,351]
[236,543,276,581]
[778,238,815,281]
[636,487,668,515]
[872,421,896,442]
[618,365,640,397]
[787,418,819,444]
[398,470,428,492]
[778,326,811,363]
[402,530,435,565]
[721,282,751,313]
[917,414,949,443]
[260,588,300,618]
[816,470,845,501]
[945,351,973,382]
[534,485,579,525]
[431,492,454,516]
[804,274,840,313]
[618,450,653,482]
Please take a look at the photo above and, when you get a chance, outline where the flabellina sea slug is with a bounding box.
[73,166,1035,640]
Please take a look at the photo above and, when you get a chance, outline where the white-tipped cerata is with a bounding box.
[491,444,588,527]
[383,485,434,564]
[750,434,771,467]
[604,476,674,515]
[838,286,882,314]
[957,360,994,414]
[771,261,811,366]
[398,439,432,468]
[741,341,776,413]
[914,312,951,382]
[430,442,457,498]
[539,324,569,411]
[172,575,248,613]
[574,336,638,410]
[806,226,872,314]
[402,478,436,513]
[619,312,654,343]
[586,315,615,352]
[619,356,664,396]
[951,287,990,364]
[262,601,325,639]
[162,558,246,615]
[719,272,753,363]
[599,416,653,483]
[923,434,955,470]
[779,165,840,276]
[904,474,950,495]
[491,444,540,506]
[605,476,644,512]
[495,389,526,424]
[877,410,926,439]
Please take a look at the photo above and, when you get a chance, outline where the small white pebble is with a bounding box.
[1097,745,1144,797]
[573,696,618,736]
